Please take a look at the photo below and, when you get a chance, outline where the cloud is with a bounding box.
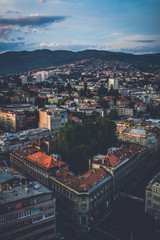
[0,41,26,52]
[36,0,47,3]
[128,40,155,43]
[5,10,21,14]
[0,15,67,27]
[39,33,160,54]
[17,36,24,41]
[97,34,160,53]
[40,41,96,51]
[0,26,13,37]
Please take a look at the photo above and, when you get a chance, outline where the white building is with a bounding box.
[39,108,68,133]
[108,78,119,90]
[20,75,28,84]
[35,71,53,83]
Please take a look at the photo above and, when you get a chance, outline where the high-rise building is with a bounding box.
[108,78,119,90]
[0,110,26,132]
[35,71,52,83]
[39,108,68,133]
[20,75,28,85]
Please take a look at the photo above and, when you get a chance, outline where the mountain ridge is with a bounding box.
[0,49,160,76]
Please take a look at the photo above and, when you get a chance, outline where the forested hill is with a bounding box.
[0,49,160,75]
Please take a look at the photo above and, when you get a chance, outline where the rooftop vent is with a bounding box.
[34,184,40,190]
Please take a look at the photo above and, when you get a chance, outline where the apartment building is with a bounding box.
[0,176,56,240]
[49,168,112,227]
[20,75,28,85]
[117,126,160,152]
[0,110,26,132]
[39,108,68,133]
[92,144,149,191]
[145,172,160,221]
[10,150,112,228]
[10,150,67,189]
[117,105,133,117]
[108,78,119,90]
[0,128,50,162]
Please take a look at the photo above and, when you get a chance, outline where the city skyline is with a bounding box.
[0,0,160,54]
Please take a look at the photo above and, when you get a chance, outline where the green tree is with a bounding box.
[98,84,108,96]
[35,97,48,108]
[57,117,117,174]
[80,82,88,97]
[98,98,109,108]
[66,82,72,95]
[108,109,119,120]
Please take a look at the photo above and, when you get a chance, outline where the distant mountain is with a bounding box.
[0,49,160,76]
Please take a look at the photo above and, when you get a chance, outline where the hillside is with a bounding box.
[0,49,160,75]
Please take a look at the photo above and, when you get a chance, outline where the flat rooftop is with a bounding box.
[0,181,52,205]
[0,167,26,184]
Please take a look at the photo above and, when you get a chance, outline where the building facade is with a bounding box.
[145,172,160,221]
[108,78,119,90]
[0,110,26,132]
[0,128,50,163]
[10,150,113,228]
[117,125,160,152]
[0,179,56,240]
[49,168,112,227]
[39,108,68,133]
[92,144,149,192]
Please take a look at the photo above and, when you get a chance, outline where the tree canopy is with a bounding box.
[57,116,117,174]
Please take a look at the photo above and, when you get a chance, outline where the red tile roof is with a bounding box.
[51,168,110,192]
[12,150,66,170]
[27,152,66,169]
[71,116,78,121]
[94,144,148,168]
[65,100,72,104]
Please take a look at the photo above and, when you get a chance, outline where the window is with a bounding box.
[153,203,160,211]
[32,215,43,223]
[45,212,54,218]
[81,216,86,225]
[32,208,42,214]
[7,205,15,211]
[153,195,160,202]
[147,200,151,206]
[34,199,39,204]
[81,206,86,213]
[154,187,160,193]
[43,204,54,211]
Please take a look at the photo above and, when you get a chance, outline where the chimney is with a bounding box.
[102,157,105,165]
[89,158,92,170]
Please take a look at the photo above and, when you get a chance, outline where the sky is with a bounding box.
[0,0,160,54]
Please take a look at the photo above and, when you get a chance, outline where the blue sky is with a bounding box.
[0,0,160,53]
